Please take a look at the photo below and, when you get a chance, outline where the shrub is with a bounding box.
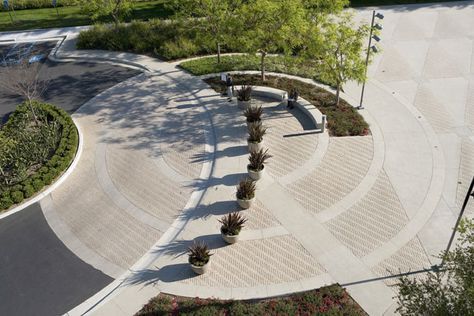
[0,196,13,210]
[247,122,267,143]
[159,37,199,60]
[219,212,247,236]
[136,285,366,315]
[0,101,77,211]
[236,178,256,200]
[244,105,263,124]
[236,85,252,101]
[11,191,24,204]
[187,242,212,267]
[22,185,35,198]
[32,179,45,191]
[248,149,271,172]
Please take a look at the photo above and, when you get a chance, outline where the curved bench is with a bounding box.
[235,85,326,133]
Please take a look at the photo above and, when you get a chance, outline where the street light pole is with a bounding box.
[441,176,474,266]
[358,11,383,110]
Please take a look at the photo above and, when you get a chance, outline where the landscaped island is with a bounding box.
[0,101,78,210]
[137,285,366,315]
[204,74,369,137]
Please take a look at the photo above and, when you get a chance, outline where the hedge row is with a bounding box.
[0,102,78,211]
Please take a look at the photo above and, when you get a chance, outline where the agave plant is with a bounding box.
[248,148,272,172]
[188,241,212,267]
[219,212,248,236]
[244,105,263,124]
[247,122,267,143]
[236,178,256,200]
[237,85,252,101]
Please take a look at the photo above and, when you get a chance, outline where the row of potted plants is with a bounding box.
[187,86,273,274]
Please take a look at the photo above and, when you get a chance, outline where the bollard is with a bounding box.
[321,115,326,133]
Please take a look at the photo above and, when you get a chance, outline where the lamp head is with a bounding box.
[375,12,384,19]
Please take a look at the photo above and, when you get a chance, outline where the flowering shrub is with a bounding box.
[136,285,366,315]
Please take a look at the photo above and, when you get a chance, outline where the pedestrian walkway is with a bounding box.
[1,2,473,316]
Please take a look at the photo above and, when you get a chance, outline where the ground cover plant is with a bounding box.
[77,19,219,60]
[0,101,78,211]
[136,284,366,315]
[205,74,369,137]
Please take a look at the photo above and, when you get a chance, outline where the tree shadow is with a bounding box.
[180,200,240,221]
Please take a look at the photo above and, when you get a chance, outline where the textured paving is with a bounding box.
[252,98,319,179]
[180,235,326,288]
[326,170,409,258]
[3,4,474,315]
[287,136,373,214]
[371,237,432,287]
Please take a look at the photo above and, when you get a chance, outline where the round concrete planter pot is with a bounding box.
[221,232,240,244]
[191,262,209,275]
[237,196,254,209]
[238,100,251,110]
[247,140,263,152]
[248,165,264,180]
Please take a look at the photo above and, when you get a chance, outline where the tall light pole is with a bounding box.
[441,176,474,266]
[358,11,384,110]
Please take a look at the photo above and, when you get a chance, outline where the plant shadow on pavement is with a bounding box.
[125,234,226,286]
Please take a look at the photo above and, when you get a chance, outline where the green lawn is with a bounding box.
[180,55,322,81]
[0,0,172,32]
[0,0,464,32]
[350,0,462,6]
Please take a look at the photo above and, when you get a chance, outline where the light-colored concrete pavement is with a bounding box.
[2,2,474,315]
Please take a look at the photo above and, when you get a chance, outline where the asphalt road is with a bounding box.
[0,204,113,316]
[0,41,141,122]
[0,42,141,315]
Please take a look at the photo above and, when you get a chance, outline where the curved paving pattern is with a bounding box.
[251,98,319,179]
[286,136,373,214]
[180,235,325,288]
[326,170,409,258]
[106,145,191,222]
[371,237,432,287]
[3,5,474,315]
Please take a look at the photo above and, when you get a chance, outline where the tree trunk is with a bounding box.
[335,83,341,107]
[217,42,221,64]
[260,51,266,82]
[27,99,39,126]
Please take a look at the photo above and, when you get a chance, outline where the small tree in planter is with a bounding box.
[236,178,256,209]
[236,85,252,110]
[218,212,248,244]
[247,148,271,181]
[244,105,263,126]
[247,122,267,152]
[188,241,213,275]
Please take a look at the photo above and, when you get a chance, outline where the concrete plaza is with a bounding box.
[0,2,473,315]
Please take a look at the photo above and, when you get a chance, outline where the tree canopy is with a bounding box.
[396,219,474,316]
[237,0,308,81]
[78,0,134,25]
[304,12,369,105]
